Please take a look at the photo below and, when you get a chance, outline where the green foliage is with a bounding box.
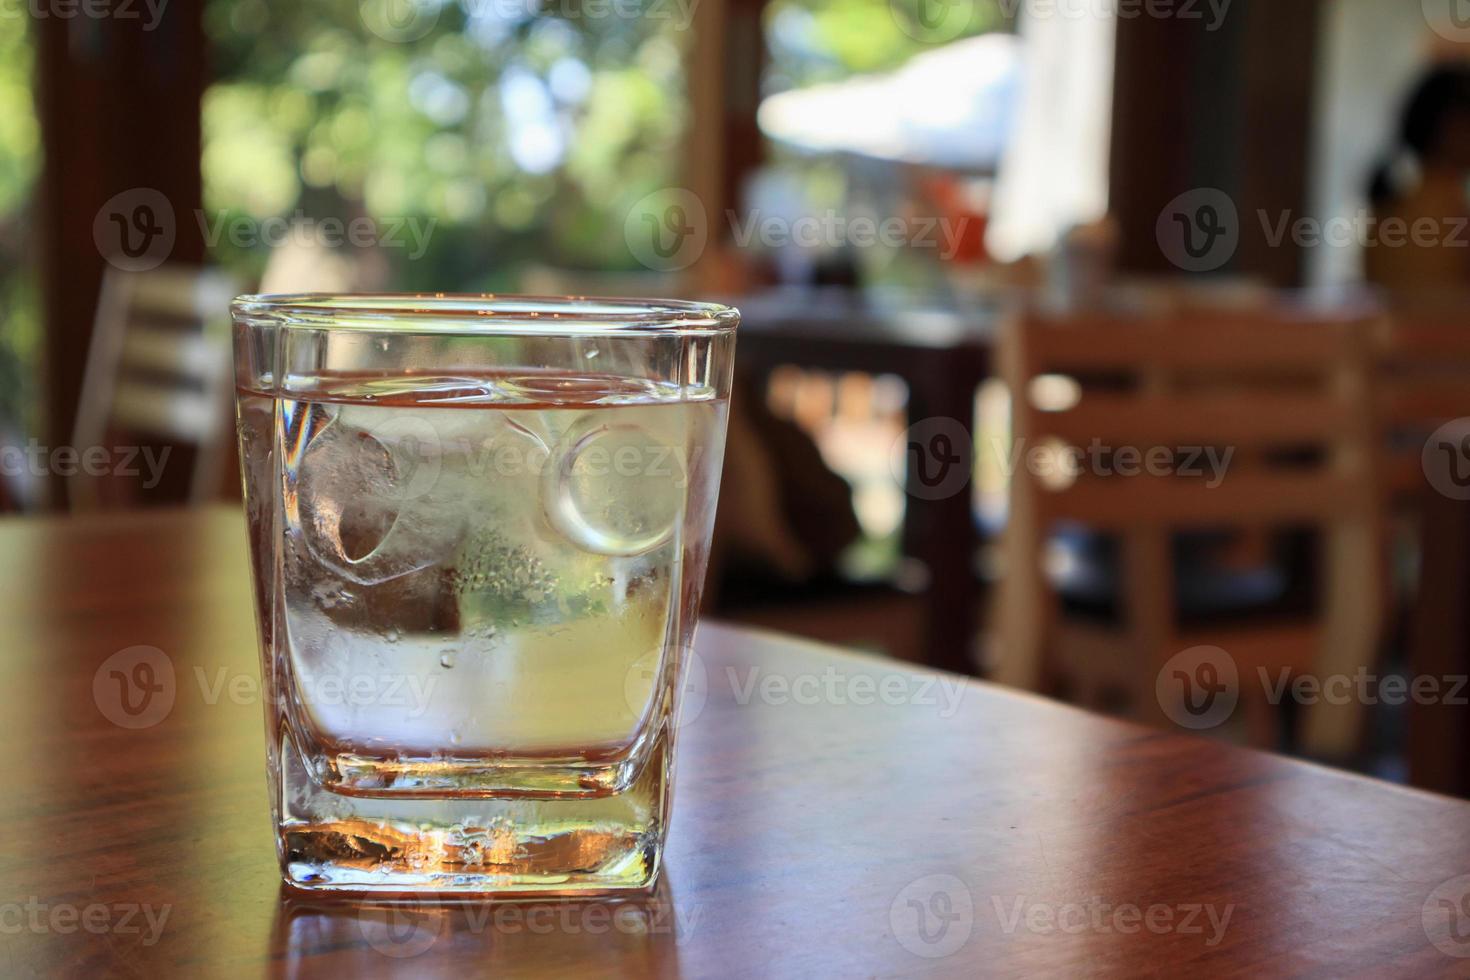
[766,0,1006,89]
[0,18,40,434]
[203,0,691,288]
[0,0,1004,433]
[202,0,1005,293]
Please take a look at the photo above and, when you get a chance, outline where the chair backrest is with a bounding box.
[71,264,238,510]
[1372,310,1470,500]
[1000,307,1378,530]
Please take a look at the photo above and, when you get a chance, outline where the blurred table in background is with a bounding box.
[734,288,996,674]
[6,505,1470,975]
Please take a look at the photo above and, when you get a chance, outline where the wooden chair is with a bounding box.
[992,308,1381,755]
[1371,309,1470,788]
[1369,307,1470,645]
[70,265,238,510]
[1372,310,1470,504]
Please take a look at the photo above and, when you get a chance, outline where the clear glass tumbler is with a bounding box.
[231,295,737,894]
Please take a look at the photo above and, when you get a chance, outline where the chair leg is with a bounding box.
[1303,516,1382,759]
[993,491,1050,691]
[1122,527,1174,727]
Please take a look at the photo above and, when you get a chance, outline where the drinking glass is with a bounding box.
[231,294,737,894]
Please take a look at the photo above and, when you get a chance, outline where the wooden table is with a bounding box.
[735,288,995,675]
[4,507,1470,977]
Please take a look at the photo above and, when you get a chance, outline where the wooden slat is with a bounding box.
[1374,315,1470,503]
[1378,382,1470,427]
[110,381,219,442]
[1377,318,1470,361]
[128,265,237,320]
[1175,622,1321,673]
[1019,315,1362,374]
[119,325,225,378]
[1031,392,1353,448]
[1040,470,1366,527]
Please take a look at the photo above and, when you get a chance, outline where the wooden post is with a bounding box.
[682,0,767,294]
[35,2,206,507]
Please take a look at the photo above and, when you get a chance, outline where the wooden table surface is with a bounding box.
[3,507,1470,978]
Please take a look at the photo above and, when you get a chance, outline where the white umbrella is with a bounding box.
[756,33,1022,171]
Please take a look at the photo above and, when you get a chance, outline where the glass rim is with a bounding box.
[231,293,739,336]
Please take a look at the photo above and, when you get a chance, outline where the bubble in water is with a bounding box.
[542,414,685,557]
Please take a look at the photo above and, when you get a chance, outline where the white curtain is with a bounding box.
[986,8,1117,262]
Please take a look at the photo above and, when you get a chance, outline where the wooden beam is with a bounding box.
[35,3,206,507]
[1109,0,1324,286]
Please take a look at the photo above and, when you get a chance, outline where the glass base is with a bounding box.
[274,731,670,895]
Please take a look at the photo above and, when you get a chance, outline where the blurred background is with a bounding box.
[4,0,1470,794]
